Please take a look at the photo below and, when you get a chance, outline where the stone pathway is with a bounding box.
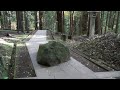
[24,30,120,79]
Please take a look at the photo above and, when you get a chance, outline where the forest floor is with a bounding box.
[76,33,120,71]
[48,31,120,72]
[0,30,36,78]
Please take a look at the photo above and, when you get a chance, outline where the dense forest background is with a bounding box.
[0,11,120,36]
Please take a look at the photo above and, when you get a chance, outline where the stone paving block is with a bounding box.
[95,71,120,78]
[36,68,54,79]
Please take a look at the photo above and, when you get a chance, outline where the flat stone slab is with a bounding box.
[26,30,98,79]
[95,71,120,79]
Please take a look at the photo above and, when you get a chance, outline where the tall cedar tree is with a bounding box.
[81,11,88,34]
[56,11,64,33]
[34,11,38,30]
[104,11,109,34]
[39,11,43,30]
[115,11,120,33]
[24,11,29,33]
[16,11,24,33]
[69,11,74,36]
[95,12,101,35]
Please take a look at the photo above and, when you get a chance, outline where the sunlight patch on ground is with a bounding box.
[17,43,25,47]
[4,37,19,41]
[0,38,13,46]
[32,35,47,39]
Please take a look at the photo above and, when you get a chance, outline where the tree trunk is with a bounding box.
[62,11,64,33]
[87,13,90,36]
[69,11,74,36]
[0,11,1,29]
[34,11,38,30]
[16,11,19,33]
[56,11,63,33]
[95,12,101,35]
[79,14,82,35]
[61,11,66,41]
[115,11,120,33]
[20,11,24,33]
[0,11,4,29]
[24,11,29,33]
[39,11,43,30]
[81,11,88,35]
[101,11,104,34]
[74,16,77,35]
[1,11,5,29]
[3,11,9,29]
[8,11,11,30]
[108,11,112,29]
[16,11,24,33]
[112,11,116,30]
[104,11,109,34]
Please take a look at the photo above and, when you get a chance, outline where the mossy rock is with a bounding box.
[37,41,70,66]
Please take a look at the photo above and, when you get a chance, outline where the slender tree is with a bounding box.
[81,11,88,34]
[108,11,112,29]
[95,12,101,35]
[39,11,43,30]
[34,11,38,30]
[79,13,82,35]
[104,11,109,34]
[74,16,77,35]
[87,13,90,36]
[112,11,116,30]
[0,11,4,29]
[16,11,24,33]
[101,11,104,34]
[8,11,11,30]
[62,11,64,33]
[3,11,9,29]
[24,11,29,33]
[115,11,120,33]
[56,11,63,33]
[69,11,74,36]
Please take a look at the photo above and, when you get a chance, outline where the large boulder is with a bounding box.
[37,41,70,66]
